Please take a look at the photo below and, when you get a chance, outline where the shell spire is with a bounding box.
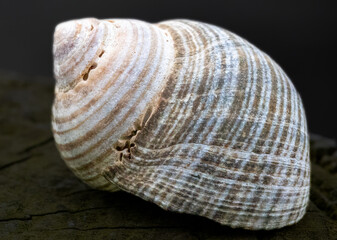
[52,18,310,230]
[53,18,100,91]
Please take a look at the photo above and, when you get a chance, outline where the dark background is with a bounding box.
[0,0,336,138]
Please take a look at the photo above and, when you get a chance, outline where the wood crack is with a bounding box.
[0,155,33,171]
[37,226,186,232]
[18,136,53,154]
[0,207,115,222]
[0,137,54,171]
[62,189,96,197]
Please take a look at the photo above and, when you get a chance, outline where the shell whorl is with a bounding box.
[52,18,310,230]
[52,18,175,191]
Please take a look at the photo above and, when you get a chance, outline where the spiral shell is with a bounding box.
[52,18,310,230]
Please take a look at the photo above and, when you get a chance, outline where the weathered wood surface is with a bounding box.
[0,70,336,239]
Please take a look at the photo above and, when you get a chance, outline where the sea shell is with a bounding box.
[52,18,310,230]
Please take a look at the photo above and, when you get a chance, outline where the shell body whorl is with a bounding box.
[52,18,310,230]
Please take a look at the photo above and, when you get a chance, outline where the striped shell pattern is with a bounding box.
[52,18,310,230]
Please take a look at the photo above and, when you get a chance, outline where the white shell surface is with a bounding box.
[52,18,310,230]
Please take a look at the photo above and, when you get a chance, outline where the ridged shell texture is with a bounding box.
[52,18,310,230]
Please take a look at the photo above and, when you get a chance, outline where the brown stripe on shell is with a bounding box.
[165,21,224,148]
